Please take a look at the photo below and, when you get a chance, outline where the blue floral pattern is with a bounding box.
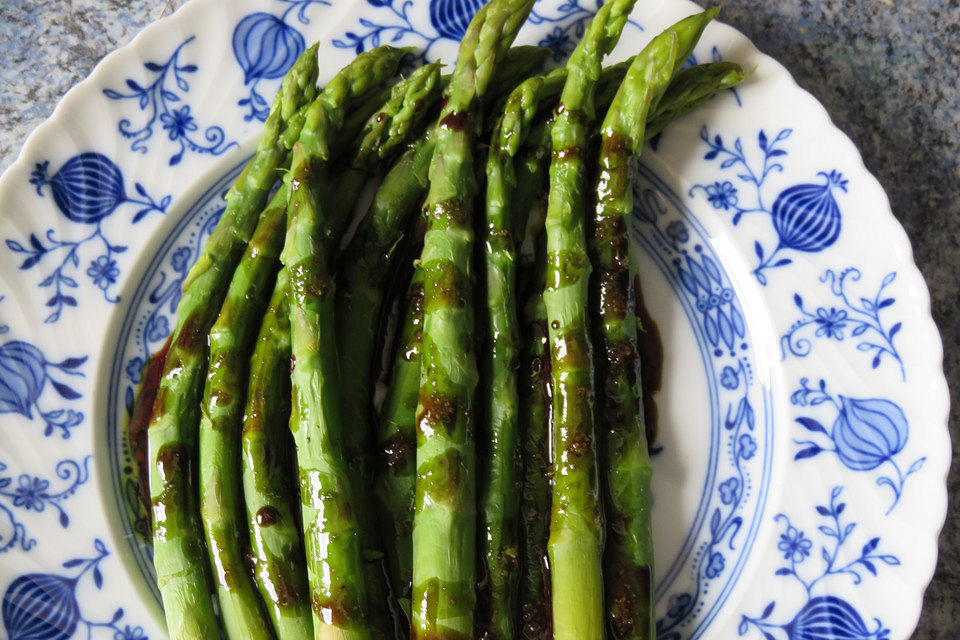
[2,539,148,640]
[7,153,170,321]
[233,0,331,121]
[739,488,898,640]
[103,37,238,165]
[0,457,90,554]
[782,268,904,379]
[690,127,848,285]
[791,378,924,514]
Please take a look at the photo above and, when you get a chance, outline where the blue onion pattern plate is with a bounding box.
[0,1,949,639]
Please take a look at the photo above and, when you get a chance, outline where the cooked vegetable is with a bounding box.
[281,44,409,639]
[198,185,288,640]
[592,12,721,639]
[542,0,637,636]
[411,0,536,636]
[147,43,319,640]
[374,264,425,621]
[477,67,564,640]
[241,268,315,640]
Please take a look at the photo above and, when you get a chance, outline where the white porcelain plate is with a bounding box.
[0,1,949,639]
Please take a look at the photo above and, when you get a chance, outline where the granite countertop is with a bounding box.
[0,0,956,637]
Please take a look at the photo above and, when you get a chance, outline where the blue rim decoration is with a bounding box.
[633,162,774,640]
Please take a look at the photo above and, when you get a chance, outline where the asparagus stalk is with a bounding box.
[281,45,409,640]
[643,60,743,139]
[241,268,315,640]
[593,12,721,639]
[357,62,443,169]
[513,136,553,640]
[374,264,425,622]
[509,56,742,638]
[476,67,564,640]
[352,50,551,629]
[147,44,319,640]
[412,0,535,636]
[542,0,638,636]
[517,258,552,640]
[197,184,289,639]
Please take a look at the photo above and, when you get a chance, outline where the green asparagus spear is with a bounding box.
[374,264,425,622]
[517,254,552,640]
[509,56,744,639]
[476,66,564,640]
[510,131,553,640]
[353,51,551,629]
[643,60,743,139]
[147,44,319,640]
[198,183,289,640]
[281,45,409,640]
[412,1,535,636]
[238,124,414,640]
[593,12,722,638]
[241,268,315,640]
[542,0,638,636]
[356,62,443,169]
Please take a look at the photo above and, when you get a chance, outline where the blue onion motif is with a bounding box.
[234,14,305,84]
[1,573,79,640]
[233,1,329,121]
[0,338,85,438]
[430,0,484,40]
[11,154,170,321]
[29,154,125,224]
[832,396,907,472]
[791,378,925,514]
[692,127,849,285]
[784,597,889,640]
[0,342,46,418]
[772,170,846,253]
[1,539,147,639]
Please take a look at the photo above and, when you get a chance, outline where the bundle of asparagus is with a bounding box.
[139,1,744,638]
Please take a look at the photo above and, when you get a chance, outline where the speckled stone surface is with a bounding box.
[0,0,956,637]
